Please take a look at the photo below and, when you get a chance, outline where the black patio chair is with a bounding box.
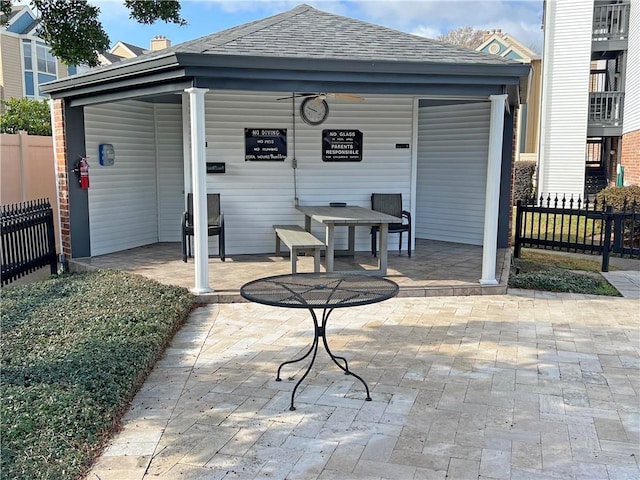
[181,193,225,262]
[370,193,411,257]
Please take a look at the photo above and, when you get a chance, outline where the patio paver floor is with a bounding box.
[86,292,640,480]
[71,239,510,302]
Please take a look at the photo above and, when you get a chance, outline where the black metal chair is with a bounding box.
[181,193,225,262]
[370,193,412,257]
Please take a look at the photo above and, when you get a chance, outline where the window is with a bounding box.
[36,42,57,75]
[22,40,32,70]
[22,39,58,99]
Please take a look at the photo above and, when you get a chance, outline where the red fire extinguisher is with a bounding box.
[73,157,90,189]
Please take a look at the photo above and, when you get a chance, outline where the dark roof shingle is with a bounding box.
[128,3,516,66]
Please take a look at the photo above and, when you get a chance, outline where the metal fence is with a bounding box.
[514,195,639,272]
[1,199,57,286]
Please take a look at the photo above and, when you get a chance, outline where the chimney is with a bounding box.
[150,35,171,51]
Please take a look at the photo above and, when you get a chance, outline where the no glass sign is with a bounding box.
[322,129,362,162]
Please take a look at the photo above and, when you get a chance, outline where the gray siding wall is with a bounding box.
[155,104,184,241]
[85,100,158,256]
[201,91,414,255]
[415,102,491,245]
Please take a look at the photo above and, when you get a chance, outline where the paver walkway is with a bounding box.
[88,292,639,480]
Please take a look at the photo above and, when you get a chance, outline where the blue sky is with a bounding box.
[94,0,544,53]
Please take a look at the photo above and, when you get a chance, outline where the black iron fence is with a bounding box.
[514,195,639,272]
[1,199,57,286]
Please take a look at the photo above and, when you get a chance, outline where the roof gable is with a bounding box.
[3,6,39,35]
[476,32,539,62]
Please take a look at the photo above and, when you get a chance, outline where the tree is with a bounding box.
[0,98,51,135]
[437,26,486,49]
[0,0,186,67]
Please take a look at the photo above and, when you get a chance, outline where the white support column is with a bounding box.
[480,94,508,285]
[186,87,211,294]
[181,92,192,201]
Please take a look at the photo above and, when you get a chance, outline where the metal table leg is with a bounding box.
[276,307,371,411]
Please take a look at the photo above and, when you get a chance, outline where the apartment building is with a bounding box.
[476,30,542,165]
[0,5,76,103]
[538,0,639,197]
[1,6,171,103]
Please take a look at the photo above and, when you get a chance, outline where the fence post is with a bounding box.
[46,201,57,274]
[601,206,613,272]
[514,200,523,258]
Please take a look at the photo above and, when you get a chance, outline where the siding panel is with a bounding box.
[416,102,490,245]
[0,35,23,99]
[85,100,157,256]
[155,104,184,241]
[624,1,640,133]
[538,0,593,197]
[202,91,414,255]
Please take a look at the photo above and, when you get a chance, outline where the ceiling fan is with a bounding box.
[276,92,364,104]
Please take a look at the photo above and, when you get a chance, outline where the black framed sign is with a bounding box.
[322,129,363,162]
[245,128,287,161]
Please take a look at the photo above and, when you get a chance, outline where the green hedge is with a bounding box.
[595,184,640,210]
[0,270,194,480]
[509,269,620,296]
[513,160,536,205]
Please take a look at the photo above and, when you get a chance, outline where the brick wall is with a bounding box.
[622,128,640,185]
[52,99,71,258]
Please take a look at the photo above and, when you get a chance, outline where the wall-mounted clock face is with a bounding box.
[300,97,329,126]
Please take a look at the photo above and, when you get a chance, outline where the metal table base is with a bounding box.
[276,307,371,411]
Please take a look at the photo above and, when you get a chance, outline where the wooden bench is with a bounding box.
[273,225,325,273]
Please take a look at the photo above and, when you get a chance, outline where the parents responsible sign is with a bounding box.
[322,129,362,162]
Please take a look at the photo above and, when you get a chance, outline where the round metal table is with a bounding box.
[240,273,399,410]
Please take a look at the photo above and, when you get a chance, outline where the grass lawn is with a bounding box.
[0,270,195,480]
[513,208,604,245]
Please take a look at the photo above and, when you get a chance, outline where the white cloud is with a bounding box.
[352,0,543,51]
[89,0,543,53]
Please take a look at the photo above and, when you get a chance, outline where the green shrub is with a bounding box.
[509,269,620,296]
[513,160,536,205]
[595,184,640,210]
[0,270,194,480]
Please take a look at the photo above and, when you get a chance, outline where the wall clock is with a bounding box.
[300,97,329,126]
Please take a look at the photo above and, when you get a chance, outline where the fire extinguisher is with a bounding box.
[73,157,90,189]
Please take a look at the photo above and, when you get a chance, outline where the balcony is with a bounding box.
[592,1,630,51]
[588,91,624,136]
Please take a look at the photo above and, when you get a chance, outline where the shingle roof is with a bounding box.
[100,51,126,64]
[122,3,516,66]
[42,3,529,99]
[118,41,147,56]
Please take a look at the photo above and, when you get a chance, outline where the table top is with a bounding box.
[296,205,401,224]
[240,273,399,309]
